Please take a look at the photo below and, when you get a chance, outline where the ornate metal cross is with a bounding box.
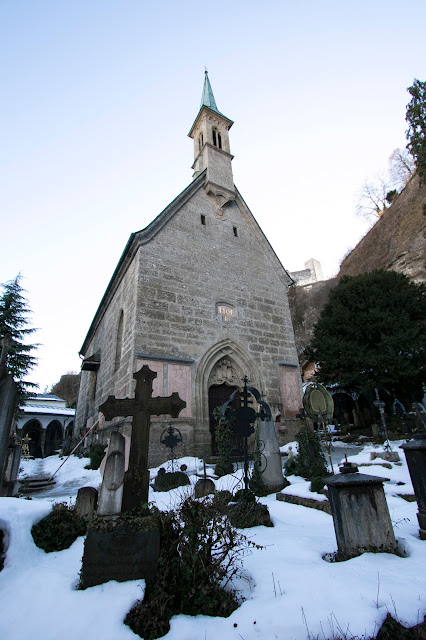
[221,375,271,495]
[99,365,186,512]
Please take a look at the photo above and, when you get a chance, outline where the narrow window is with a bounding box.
[218,132,222,149]
[212,129,217,146]
[201,214,206,226]
[115,310,124,371]
[233,226,238,237]
[199,137,202,152]
[201,132,204,146]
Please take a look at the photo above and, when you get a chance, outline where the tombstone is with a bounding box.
[97,432,126,515]
[194,478,215,498]
[194,453,215,498]
[325,460,396,560]
[99,365,186,512]
[258,417,286,492]
[75,487,98,521]
[80,520,160,589]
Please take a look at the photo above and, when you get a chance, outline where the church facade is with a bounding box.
[74,73,302,465]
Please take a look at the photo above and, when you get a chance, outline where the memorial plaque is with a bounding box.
[80,521,160,589]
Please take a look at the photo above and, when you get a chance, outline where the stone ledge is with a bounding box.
[276,492,331,514]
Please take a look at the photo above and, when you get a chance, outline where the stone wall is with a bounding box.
[75,255,138,435]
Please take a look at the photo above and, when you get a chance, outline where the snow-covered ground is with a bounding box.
[1,442,425,640]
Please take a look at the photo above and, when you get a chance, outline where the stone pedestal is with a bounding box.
[80,519,160,589]
[400,433,426,540]
[326,462,396,559]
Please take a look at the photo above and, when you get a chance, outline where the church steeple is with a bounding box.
[188,71,235,200]
[200,69,220,113]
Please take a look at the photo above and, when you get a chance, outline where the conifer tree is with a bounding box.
[0,274,38,400]
[306,270,426,405]
[406,79,426,184]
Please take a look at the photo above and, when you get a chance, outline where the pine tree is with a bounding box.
[0,274,38,401]
[406,79,426,184]
[306,270,426,405]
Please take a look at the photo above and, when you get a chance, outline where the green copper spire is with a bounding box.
[200,69,221,114]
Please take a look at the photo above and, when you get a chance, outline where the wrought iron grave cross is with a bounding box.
[99,365,186,512]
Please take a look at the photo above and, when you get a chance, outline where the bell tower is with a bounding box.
[188,71,235,211]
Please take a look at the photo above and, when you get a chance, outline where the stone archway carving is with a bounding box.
[208,357,240,388]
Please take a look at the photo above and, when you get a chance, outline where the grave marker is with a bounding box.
[99,366,186,512]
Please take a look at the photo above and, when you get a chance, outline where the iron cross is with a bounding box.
[99,365,186,512]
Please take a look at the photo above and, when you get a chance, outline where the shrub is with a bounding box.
[310,475,326,494]
[153,470,190,492]
[228,494,273,529]
[211,490,233,511]
[213,407,235,477]
[125,496,256,639]
[84,443,106,470]
[31,503,87,552]
[284,455,297,476]
[294,425,328,483]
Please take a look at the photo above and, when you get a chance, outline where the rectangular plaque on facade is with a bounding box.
[80,521,160,589]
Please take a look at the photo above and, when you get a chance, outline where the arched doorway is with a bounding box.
[45,421,63,456]
[22,420,43,458]
[195,339,260,456]
[207,355,246,455]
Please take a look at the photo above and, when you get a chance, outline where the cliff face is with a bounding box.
[339,175,426,283]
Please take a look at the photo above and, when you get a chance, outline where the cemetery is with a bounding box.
[1,376,426,640]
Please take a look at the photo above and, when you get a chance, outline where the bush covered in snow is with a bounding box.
[31,502,87,552]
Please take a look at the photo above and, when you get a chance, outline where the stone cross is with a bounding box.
[99,365,186,512]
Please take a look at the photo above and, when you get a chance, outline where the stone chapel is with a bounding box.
[74,72,302,465]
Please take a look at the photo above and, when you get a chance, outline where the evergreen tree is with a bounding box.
[294,425,328,492]
[406,79,426,184]
[0,275,38,400]
[306,270,426,405]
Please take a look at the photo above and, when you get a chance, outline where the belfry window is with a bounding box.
[217,132,222,149]
[212,129,217,146]
[199,133,204,152]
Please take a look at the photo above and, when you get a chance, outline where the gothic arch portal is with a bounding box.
[195,339,260,450]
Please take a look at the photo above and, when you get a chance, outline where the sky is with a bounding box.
[1,0,426,392]
[1,442,425,639]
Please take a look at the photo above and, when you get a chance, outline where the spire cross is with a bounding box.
[99,365,186,512]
